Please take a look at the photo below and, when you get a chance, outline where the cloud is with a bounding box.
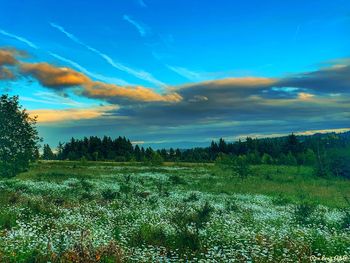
[0,48,28,64]
[50,22,165,87]
[0,48,27,80]
[82,81,182,103]
[166,65,204,81]
[0,48,181,103]
[49,52,131,86]
[0,67,15,80]
[20,62,89,87]
[137,0,147,7]
[123,15,148,37]
[1,46,350,147]
[276,64,350,94]
[0,29,38,49]
[20,64,181,102]
[298,92,314,100]
[29,105,119,123]
[21,91,86,107]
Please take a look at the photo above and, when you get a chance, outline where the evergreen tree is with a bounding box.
[42,144,55,160]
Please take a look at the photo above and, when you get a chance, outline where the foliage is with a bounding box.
[0,94,40,177]
[328,149,350,179]
[294,201,316,225]
[42,144,55,160]
[215,154,251,179]
[0,162,350,261]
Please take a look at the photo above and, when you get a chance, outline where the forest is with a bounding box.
[42,132,350,179]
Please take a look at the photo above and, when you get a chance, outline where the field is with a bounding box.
[0,161,350,262]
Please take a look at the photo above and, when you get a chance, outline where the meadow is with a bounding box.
[0,161,349,262]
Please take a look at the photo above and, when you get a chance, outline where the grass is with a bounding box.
[0,160,349,262]
[18,161,350,208]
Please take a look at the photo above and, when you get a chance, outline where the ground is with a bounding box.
[0,161,349,262]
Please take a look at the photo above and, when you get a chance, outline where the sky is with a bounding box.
[0,0,349,148]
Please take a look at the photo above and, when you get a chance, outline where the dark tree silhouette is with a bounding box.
[0,95,40,177]
[42,144,55,160]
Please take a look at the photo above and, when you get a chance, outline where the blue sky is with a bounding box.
[0,0,349,148]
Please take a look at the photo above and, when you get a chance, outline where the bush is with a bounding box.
[0,211,17,230]
[215,154,251,179]
[328,150,350,179]
[272,193,292,206]
[101,188,118,200]
[170,202,213,252]
[130,224,168,247]
[147,152,164,166]
[294,201,316,225]
[169,174,186,185]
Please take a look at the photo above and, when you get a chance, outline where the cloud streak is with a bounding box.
[166,65,204,81]
[0,29,38,49]
[50,22,165,87]
[29,105,118,123]
[49,52,131,86]
[123,15,148,37]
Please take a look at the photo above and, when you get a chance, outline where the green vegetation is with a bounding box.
[0,161,349,262]
[0,95,40,177]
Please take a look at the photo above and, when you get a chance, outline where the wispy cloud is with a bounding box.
[123,15,148,37]
[137,0,147,7]
[21,91,86,107]
[49,52,130,86]
[166,65,204,81]
[0,29,38,49]
[50,22,165,87]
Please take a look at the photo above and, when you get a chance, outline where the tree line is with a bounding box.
[41,132,350,179]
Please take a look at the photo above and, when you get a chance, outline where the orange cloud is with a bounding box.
[0,67,15,80]
[298,92,315,100]
[20,62,89,87]
[0,48,19,66]
[18,59,182,103]
[180,77,276,90]
[29,105,119,123]
[83,81,182,102]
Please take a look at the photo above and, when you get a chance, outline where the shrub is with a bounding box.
[130,224,168,247]
[101,188,118,200]
[170,202,213,252]
[294,201,316,225]
[148,152,164,166]
[272,193,292,206]
[169,174,185,185]
[328,150,350,179]
[0,210,17,230]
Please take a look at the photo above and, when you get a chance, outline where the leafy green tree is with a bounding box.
[314,144,329,177]
[234,155,250,179]
[285,152,297,165]
[328,149,350,179]
[148,151,163,166]
[262,153,274,164]
[303,148,316,165]
[0,95,40,177]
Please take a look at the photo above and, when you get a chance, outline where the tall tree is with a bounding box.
[0,95,40,177]
[42,144,55,160]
